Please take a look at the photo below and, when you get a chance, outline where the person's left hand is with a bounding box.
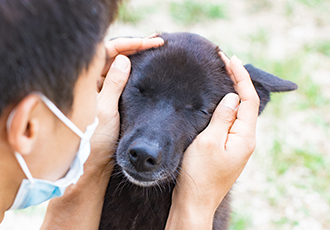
[41,35,164,230]
[97,34,164,91]
[88,35,164,177]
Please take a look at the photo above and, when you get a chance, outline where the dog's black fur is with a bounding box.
[99,32,297,230]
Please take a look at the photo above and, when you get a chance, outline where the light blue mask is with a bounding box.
[7,93,99,210]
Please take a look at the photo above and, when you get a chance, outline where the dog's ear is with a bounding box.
[244,64,298,114]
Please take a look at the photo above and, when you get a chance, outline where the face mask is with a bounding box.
[7,93,99,210]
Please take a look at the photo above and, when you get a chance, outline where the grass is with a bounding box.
[298,76,328,109]
[169,0,227,25]
[270,138,291,175]
[295,0,330,8]
[245,47,330,111]
[246,0,273,13]
[248,28,270,46]
[117,2,142,24]
[115,1,330,223]
[117,1,156,24]
[312,114,330,132]
[6,0,330,229]
[271,142,328,176]
[229,211,252,230]
[273,217,299,228]
[269,136,330,199]
[305,40,330,58]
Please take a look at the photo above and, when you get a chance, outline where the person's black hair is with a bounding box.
[0,0,121,115]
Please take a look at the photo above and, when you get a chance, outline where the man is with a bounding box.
[0,0,259,229]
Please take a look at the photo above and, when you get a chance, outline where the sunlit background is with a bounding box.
[1,0,329,229]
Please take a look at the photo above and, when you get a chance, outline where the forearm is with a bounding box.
[165,203,215,230]
[165,187,227,230]
[40,154,112,230]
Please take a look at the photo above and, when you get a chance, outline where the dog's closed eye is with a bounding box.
[100,32,297,230]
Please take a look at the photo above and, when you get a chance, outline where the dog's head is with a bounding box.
[115,32,297,187]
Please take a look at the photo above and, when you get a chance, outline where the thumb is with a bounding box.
[203,93,240,146]
[98,55,131,112]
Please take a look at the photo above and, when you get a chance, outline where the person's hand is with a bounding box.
[166,53,259,229]
[97,34,164,91]
[88,35,164,176]
[41,35,164,230]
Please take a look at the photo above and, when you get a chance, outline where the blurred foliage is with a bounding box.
[246,0,273,13]
[229,211,252,230]
[114,1,330,229]
[295,0,330,8]
[305,40,330,58]
[273,217,299,228]
[117,1,153,24]
[270,138,329,177]
[264,57,328,110]
[248,28,270,46]
[6,0,330,229]
[117,2,142,24]
[169,0,227,25]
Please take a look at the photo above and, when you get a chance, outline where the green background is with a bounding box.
[2,0,329,229]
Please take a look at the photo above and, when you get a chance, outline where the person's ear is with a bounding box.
[244,64,298,115]
[7,94,41,156]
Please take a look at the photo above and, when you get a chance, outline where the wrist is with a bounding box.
[57,148,114,204]
[166,203,214,230]
[166,190,216,230]
[41,158,112,230]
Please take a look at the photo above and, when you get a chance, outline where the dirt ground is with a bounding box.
[1,0,329,229]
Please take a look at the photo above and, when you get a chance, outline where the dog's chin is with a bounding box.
[122,170,169,187]
[122,171,158,187]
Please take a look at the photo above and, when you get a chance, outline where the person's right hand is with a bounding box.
[89,35,164,175]
[166,53,260,229]
[41,35,164,230]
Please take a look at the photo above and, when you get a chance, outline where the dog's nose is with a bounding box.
[128,142,162,172]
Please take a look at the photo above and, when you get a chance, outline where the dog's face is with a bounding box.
[115,32,297,187]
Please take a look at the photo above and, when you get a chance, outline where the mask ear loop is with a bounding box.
[14,152,35,184]
[6,92,87,184]
[6,108,35,184]
[36,93,86,139]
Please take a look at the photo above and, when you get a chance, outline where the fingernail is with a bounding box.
[222,93,239,110]
[153,37,165,45]
[232,55,242,64]
[113,55,129,72]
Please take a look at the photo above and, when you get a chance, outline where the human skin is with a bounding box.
[0,42,106,221]
[40,36,166,229]
[165,53,259,230]
[0,36,164,224]
[41,49,258,229]
[0,35,258,229]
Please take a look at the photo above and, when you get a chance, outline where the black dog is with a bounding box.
[99,32,297,230]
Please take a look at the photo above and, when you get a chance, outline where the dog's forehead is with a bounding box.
[125,32,234,111]
[129,36,223,89]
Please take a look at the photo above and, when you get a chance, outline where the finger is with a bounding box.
[102,36,164,76]
[227,118,256,152]
[101,51,112,77]
[98,55,131,112]
[106,36,164,58]
[146,33,160,39]
[223,56,259,157]
[202,93,239,147]
[229,56,259,129]
[219,51,233,77]
[219,51,259,136]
